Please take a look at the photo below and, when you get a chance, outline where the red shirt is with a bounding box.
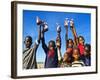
[48,49,55,58]
[78,43,85,56]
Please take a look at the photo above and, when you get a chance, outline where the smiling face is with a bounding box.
[72,48,80,61]
[24,36,32,48]
[78,36,85,45]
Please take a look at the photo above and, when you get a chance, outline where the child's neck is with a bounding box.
[74,59,79,61]
[26,47,30,49]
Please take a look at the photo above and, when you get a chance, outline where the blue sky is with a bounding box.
[23,10,91,62]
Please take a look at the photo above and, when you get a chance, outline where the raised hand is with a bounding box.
[70,19,78,46]
[56,23,61,49]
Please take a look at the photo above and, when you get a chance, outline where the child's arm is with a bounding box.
[57,47,62,62]
[70,19,78,46]
[41,31,48,54]
[56,33,62,61]
[37,25,41,44]
[32,26,41,51]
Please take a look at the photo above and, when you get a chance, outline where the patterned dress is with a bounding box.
[23,42,39,69]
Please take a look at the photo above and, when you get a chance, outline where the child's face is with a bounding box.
[73,49,80,60]
[48,42,55,50]
[79,37,84,45]
[25,37,32,48]
[63,53,69,62]
[84,46,90,56]
[68,40,73,47]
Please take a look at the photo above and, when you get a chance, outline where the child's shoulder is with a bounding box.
[72,60,85,67]
[23,48,33,53]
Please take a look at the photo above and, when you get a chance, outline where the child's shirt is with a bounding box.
[23,40,39,69]
[78,43,85,56]
[42,38,58,68]
[71,60,85,67]
[82,56,91,66]
[44,49,58,68]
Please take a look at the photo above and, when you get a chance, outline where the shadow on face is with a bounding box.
[68,39,73,48]
[78,36,85,45]
[24,36,32,48]
[84,44,91,56]
[48,40,56,50]
[72,48,80,61]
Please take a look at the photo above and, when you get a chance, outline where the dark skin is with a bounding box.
[24,26,41,49]
[72,48,80,61]
[63,53,71,63]
[24,37,32,48]
[67,39,73,48]
[84,44,91,56]
[63,53,68,62]
[48,41,56,50]
[41,29,56,51]
[41,27,59,68]
[78,36,85,45]
[60,53,71,67]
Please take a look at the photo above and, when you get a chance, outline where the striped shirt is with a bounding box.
[71,60,85,67]
[23,40,39,69]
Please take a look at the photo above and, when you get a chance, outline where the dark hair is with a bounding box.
[78,36,85,42]
[67,39,73,43]
[72,47,81,61]
[48,40,56,48]
[85,44,91,51]
[25,36,32,42]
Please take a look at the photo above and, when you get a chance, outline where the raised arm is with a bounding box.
[56,30,62,61]
[32,26,41,51]
[41,30,48,54]
[70,19,78,46]
[36,16,49,54]
[56,24,62,62]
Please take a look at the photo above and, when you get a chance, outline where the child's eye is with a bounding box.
[27,41,30,43]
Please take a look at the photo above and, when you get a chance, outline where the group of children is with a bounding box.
[23,23,91,69]
[59,36,91,67]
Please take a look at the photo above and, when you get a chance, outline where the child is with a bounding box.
[66,39,73,54]
[65,39,74,63]
[72,47,85,67]
[78,36,85,56]
[56,32,62,66]
[82,44,91,66]
[41,30,58,68]
[23,26,41,69]
[57,39,73,67]
[67,39,74,48]
[60,52,71,67]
